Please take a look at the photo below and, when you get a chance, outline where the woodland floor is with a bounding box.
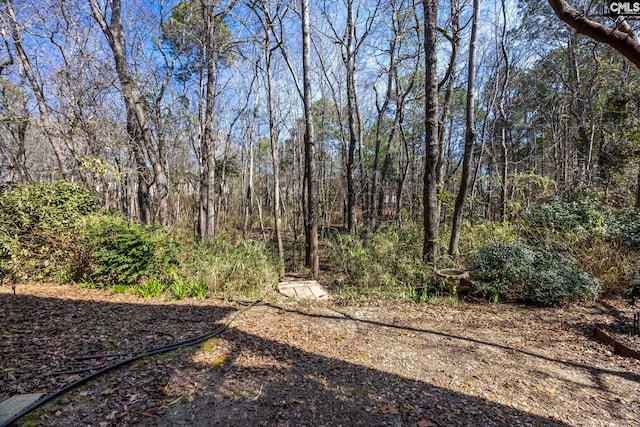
[1,283,640,427]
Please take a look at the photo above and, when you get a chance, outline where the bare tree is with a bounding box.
[3,0,70,180]
[198,0,219,238]
[319,0,379,232]
[301,0,319,277]
[254,0,285,278]
[497,0,510,221]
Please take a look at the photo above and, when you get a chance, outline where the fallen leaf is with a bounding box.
[378,404,399,415]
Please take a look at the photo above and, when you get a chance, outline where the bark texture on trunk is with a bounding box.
[89,0,169,225]
[422,0,439,264]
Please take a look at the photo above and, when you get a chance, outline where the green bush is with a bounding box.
[607,210,640,250]
[0,180,97,233]
[0,181,99,280]
[520,198,640,252]
[0,181,279,299]
[78,215,178,286]
[470,240,600,305]
[0,234,11,281]
[517,200,639,297]
[132,277,168,298]
[447,220,519,256]
[520,199,613,244]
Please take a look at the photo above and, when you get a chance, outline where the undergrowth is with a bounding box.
[470,240,600,305]
[3,181,637,305]
[0,181,278,300]
[327,224,442,301]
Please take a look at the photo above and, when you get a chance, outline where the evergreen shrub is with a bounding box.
[470,240,600,305]
[0,181,98,280]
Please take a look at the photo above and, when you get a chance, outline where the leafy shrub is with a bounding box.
[0,181,99,280]
[187,279,209,298]
[0,181,279,299]
[78,215,178,286]
[167,277,210,300]
[132,277,168,298]
[516,199,639,297]
[0,180,97,233]
[448,220,519,257]
[520,199,613,245]
[170,279,189,300]
[470,240,600,305]
[607,210,640,250]
[0,234,12,284]
[521,198,640,252]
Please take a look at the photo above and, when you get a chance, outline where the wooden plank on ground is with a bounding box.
[294,286,313,299]
[309,285,328,299]
[277,279,329,300]
[0,393,44,425]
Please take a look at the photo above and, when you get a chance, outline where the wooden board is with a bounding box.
[278,279,329,300]
[594,327,640,361]
[0,393,44,426]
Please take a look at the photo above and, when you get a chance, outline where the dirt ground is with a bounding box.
[1,283,639,426]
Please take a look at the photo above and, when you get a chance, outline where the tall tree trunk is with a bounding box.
[244,77,261,240]
[422,0,439,264]
[499,127,508,221]
[127,114,152,224]
[567,36,589,183]
[198,1,218,239]
[497,0,510,222]
[436,0,460,208]
[345,0,358,233]
[448,0,479,257]
[370,14,398,228]
[301,0,319,277]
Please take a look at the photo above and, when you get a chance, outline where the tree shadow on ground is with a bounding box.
[2,290,634,426]
[264,304,640,387]
[0,291,233,403]
[149,326,570,427]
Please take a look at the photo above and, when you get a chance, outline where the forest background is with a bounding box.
[0,0,639,306]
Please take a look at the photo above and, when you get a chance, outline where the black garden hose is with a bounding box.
[1,300,260,427]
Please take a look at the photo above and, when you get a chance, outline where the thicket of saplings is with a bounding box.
[1,181,638,306]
